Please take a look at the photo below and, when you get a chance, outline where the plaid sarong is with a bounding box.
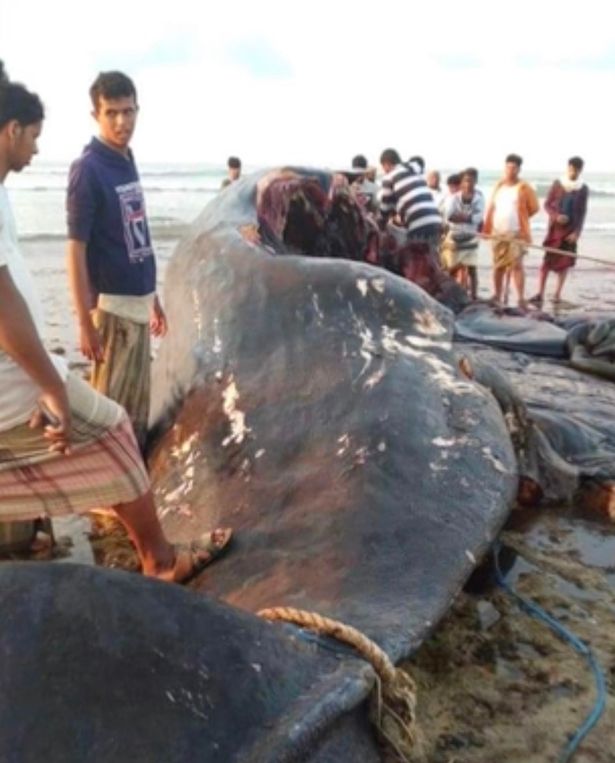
[492,236,526,270]
[0,373,150,522]
[91,308,151,449]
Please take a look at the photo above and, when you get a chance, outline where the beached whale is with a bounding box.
[0,562,382,762]
[147,169,518,658]
[1,169,519,761]
[3,168,613,760]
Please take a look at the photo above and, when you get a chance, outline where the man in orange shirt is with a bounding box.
[483,154,539,308]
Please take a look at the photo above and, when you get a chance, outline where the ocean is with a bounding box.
[6,161,226,243]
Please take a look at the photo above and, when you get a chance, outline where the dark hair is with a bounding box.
[505,153,523,167]
[447,173,462,186]
[408,155,425,172]
[568,156,584,171]
[90,71,137,110]
[380,148,401,165]
[227,156,241,169]
[352,154,368,169]
[463,166,479,182]
[0,60,45,130]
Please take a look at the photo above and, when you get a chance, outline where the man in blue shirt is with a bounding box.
[66,71,166,448]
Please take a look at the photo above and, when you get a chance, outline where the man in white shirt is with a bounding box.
[0,63,230,578]
[441,169,485,300]
[483,154,539,307]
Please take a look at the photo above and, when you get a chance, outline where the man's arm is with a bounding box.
[481,184,499,236]
[567,185,589,243]
[544,181,560,221]
[526,183,540,218]
[66,239,103,361]
[376,179,395,230]
[0,266,71,451]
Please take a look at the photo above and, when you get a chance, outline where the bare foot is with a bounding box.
[151,528,233,584]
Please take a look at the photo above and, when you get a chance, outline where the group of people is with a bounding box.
[348,150,588,308]
[0,64,231,578]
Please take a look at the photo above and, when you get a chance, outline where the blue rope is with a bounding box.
[493,542,607,763]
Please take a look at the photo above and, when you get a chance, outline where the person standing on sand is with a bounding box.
[441,169,484,300]
[529,157,588,306]
[66,71,166,449]
[483,154,539,308]
[221,156,241,189]
[0,62,232,578]
[426,170,444,208]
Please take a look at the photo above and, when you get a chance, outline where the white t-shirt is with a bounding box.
[0,184,67,431]
[493,183,520,234]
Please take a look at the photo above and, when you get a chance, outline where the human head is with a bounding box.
[447,173,462,193]
[352,154,368,170]
[379,148,401,173]
[567,156,584,181]
[426,170,440,190]
[90,71,138,152]
[504,153,522,183]
[227,155,241,181]
[460,169,476,195]
[0,61,45,177]
[464,166,479,184]
[408,155,425,173]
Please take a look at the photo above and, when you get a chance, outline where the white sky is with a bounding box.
[1,0,614,170]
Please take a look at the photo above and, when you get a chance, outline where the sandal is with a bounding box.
[171,527,233,584]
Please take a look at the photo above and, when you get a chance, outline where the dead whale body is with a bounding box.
[147,168,518,656]
[0,562,381,763]
[461,342,615,516]
[0,169,520,762]
[3,168,612,761]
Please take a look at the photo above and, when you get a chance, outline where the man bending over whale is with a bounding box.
[377,148,445,296]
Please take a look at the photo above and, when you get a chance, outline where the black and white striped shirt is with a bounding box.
[378,162,442,234]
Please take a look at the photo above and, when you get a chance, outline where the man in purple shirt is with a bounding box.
[66,71,166,448]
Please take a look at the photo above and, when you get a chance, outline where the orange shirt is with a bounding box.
[483,180,539,243]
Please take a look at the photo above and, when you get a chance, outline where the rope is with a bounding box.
[493,544,607,763]
[258,606,419,762]
[480,232,615,269]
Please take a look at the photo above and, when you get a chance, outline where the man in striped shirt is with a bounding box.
[377,149,446,297]
[377,149,443,241]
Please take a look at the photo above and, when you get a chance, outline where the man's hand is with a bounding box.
[556,214,570,225]
[565,232,578,244]
[30,385,72,455]
[150,296,168,338]
[79,318,104,362]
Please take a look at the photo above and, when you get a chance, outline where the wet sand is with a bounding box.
[19,233,615,761]
[405,510,615,763]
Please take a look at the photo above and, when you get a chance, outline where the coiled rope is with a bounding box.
[258,606,419,762]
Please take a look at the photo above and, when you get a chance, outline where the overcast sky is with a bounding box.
[1,0,613,170]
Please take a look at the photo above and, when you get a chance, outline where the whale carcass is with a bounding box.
[4,167,614,761]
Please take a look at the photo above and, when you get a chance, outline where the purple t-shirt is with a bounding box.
[66,137,156,296]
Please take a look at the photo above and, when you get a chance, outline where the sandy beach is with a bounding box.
[13,194,615,763]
